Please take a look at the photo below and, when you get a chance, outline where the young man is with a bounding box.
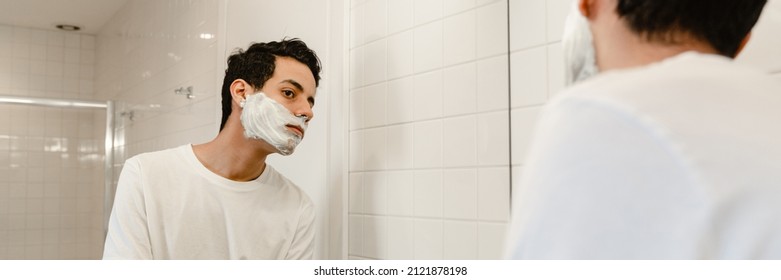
[103,39,321,259]
[506,0,781,258]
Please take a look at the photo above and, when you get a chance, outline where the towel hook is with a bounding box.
[174,86,195,99]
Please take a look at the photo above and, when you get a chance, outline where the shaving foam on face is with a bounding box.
[240,92,308,155]
[562,1,599,86]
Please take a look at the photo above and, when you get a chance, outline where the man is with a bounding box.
[103,39,321,259]
[506,0,781,258]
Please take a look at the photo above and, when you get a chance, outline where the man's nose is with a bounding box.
[292,100,314,123]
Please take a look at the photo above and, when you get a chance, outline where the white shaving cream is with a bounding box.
[562,0,599,86]
[240,92,308,155]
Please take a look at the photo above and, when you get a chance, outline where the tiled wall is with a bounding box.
[94,0,220,186]
[348,0,511,260]
[507,0,569,204]
[0,24,104,259]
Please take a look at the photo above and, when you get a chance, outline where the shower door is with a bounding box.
[0,96,114,260]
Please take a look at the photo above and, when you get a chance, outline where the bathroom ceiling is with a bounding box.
[0,0,128,34]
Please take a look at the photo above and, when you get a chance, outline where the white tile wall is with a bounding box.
[364,40,387,85]
[348,0,510,260]
[387,31,414,79]
[413,170,442,218]
[386,125,413,169]
[443,220,478,259]
[363,84,387,128]
[386,217,414,259]
[364,0,388,42]
[386,171,413,216]
[412,120,442,168]
[443,169,477,219]
[443,63,477,116]
[413,219,443,259]
[511,47,548,107]
[445,0,476,16]
[413,22,443,73]
[388,0,414,34]
[414,0,444,25]
[0,24,103,260]
[413,70,443,121]
[508,0,569,196]
[364,172,387,215]
[364,128,387,170]
[363,215,388,259]
[386,77,414,124]
[442,116,477,167]
[509,0,546,51]
[443,11,476,66]
[477,111,510,166]
[476,2,508,58]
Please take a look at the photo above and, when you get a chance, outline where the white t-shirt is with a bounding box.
[506,52,781,259]
[103,145,315,259]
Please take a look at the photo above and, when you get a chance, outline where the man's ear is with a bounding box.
[579,0,593,18]
[230,79,251,109]
[734,32,752,58]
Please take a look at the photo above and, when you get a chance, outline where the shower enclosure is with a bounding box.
[0,95,114,260]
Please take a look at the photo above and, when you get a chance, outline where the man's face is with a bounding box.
[254,56,317,139]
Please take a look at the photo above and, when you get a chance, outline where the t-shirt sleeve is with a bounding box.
[285,197,315,259]
[102,157,154,259]
[505,96,706,259]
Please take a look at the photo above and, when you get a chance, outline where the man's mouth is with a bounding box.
[286,125,305,138]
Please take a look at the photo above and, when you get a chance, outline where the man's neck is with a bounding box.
[596,31,721,72]
[192,122,272,182]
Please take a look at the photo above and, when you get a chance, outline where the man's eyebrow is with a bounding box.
[280,79,304,91]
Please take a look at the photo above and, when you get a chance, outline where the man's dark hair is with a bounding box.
[616,0,767,57]
[220,38,321,131]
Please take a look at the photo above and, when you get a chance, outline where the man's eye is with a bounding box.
[283,90,295,98]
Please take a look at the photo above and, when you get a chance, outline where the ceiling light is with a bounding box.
[56,24,81,31]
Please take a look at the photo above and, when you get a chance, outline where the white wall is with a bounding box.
[507,0,569,213]
[0,24,104,259]
[347,0,511,260]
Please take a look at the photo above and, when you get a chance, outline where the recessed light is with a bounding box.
[56,24,81,31]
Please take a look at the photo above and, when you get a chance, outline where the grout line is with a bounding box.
[348,52,510,91]
[349,108,514,132]
[347,212,510,224]
[348,164,513,173]
[349,1,506,51]
[506,0,514,212]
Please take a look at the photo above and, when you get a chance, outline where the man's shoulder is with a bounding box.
[125,145,189,170]
[559,53,779,107]
[263,166,314,208]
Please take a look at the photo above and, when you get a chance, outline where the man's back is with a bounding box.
[507,52,781,259]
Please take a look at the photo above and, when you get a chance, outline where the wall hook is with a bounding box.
[120,111,135,121]
[175,86,195,99]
